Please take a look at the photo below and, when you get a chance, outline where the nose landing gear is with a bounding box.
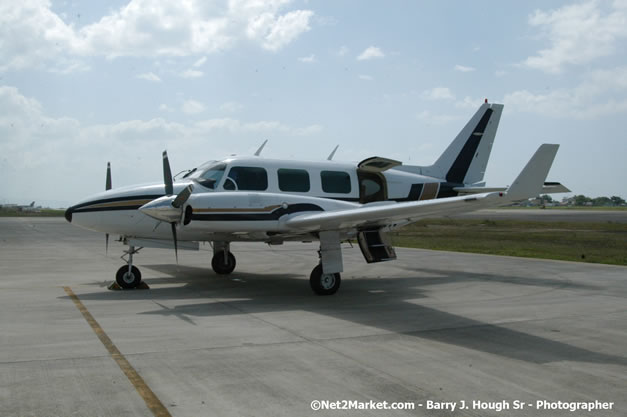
[115,245,144,289]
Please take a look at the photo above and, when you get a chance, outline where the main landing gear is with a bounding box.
[211,242,236,275]
[309,264,341,296]
[115,245,143,289]
[111,238,344,295]
[309,231,343,296]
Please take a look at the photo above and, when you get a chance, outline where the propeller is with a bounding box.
[106,162,112,190]
[163,151,173,195]
[139,151,193,262]
[105,162,112,254]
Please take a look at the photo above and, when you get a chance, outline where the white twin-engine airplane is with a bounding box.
[65,102,568,295]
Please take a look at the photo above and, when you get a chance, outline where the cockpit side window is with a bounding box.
[226,166,268,191]
[195,163,226,189]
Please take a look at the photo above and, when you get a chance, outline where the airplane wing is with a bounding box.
[283,144,559,232]
[283,192,503,231]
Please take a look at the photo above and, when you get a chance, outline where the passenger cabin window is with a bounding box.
[226,166,268,191]
[278,168,310,192]
[321,171,351,194]
[194,163,226,189]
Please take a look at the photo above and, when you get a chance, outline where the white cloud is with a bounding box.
[357,46,384,61]
[194,118,322,135]
[0,85,324,203]
[219,101,244,112]
[182,99,206,114]
[504,67,627,118]
[358,74,374,81]
[245,9,313,51]
[454,64,475,72]
[0,0,314,72]
[159,103,174,112]
[180,69,204,78]
[416,110,459,125]
[298,54,316,63]
[455,96,485,109]
[422,87,455,100]
[193,56,207,67]
[523,1,627,73]
[137,72,162,82]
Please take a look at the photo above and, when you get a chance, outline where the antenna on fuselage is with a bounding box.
[254,139,268,156]
[327,145,339,161]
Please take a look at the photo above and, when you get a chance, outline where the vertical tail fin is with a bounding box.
[506,144,559,201]
[404,102,503,184]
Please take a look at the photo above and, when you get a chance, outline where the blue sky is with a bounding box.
[1,0,626,207]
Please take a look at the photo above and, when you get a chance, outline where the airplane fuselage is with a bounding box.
[66,156,456,243]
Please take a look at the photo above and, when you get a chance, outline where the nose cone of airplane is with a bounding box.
[139,196,181,223]
[64,206,73,223]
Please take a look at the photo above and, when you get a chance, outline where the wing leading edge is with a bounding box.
[283,144,559,232]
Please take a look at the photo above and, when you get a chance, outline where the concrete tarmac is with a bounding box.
[1,217,625,416]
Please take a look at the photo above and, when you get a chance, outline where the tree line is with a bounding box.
[540,194,626,206]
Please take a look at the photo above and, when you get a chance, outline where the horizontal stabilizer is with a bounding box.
[541,182,570,193]
[506,144,559,201]
[455,181,570,195]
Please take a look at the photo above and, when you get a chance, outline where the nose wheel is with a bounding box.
[310,264,341,296]
[115,245,143,289]
[116,265,142,289]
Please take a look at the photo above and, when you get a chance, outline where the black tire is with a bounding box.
[212,251,236,275]
[309,264,341,295]
[116,265,142,289]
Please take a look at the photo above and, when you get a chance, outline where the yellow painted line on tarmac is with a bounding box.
[63,286,172,417]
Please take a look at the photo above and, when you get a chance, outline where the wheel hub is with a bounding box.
[320,273,336,290]
[122,272,135,284]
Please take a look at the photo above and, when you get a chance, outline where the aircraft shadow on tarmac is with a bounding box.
[68,264,626,367]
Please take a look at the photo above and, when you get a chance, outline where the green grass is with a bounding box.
[390,219,627,266]
[0,208,65,217]
[504,206,627,211]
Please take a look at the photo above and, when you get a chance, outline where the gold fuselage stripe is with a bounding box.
[192,205,281,213]
[80,199,153,210]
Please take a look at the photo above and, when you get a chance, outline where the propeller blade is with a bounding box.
[163,150,173,195]
[170,222,178,263]
[106,162,112,190]
[105,233,109,255]
[172,185,193,208]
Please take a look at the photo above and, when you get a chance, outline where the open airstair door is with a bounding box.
[357,157,401,204]
[357,228,397,263]
[358,157,402,172]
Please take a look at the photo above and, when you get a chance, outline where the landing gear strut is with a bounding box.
[115,245,143,289]
[211,242,236,275]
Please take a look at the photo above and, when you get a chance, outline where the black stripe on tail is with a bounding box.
[446,108,493,183]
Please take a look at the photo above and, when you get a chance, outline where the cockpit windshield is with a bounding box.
[187,161,226,189]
